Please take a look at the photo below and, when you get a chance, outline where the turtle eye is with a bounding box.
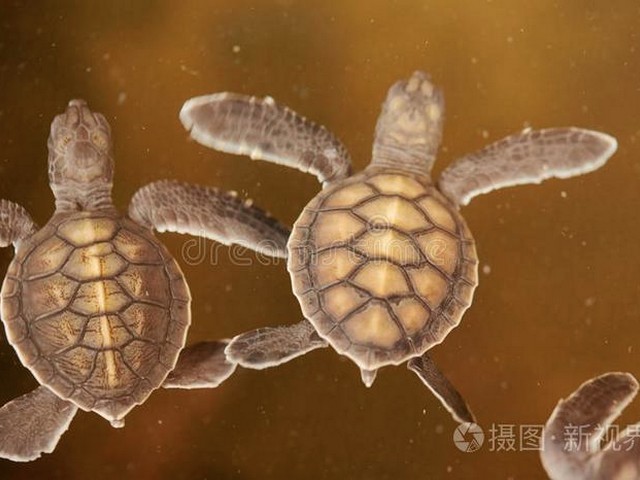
[91,131,109,150]
[58,133,73,151]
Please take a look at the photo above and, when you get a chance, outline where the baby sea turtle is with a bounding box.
[0,100,289,461]
[180,71,617,423]
[541,372,640,479]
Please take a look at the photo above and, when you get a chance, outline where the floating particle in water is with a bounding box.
[232,45,241,53]
[482,264,491,275]
[180,64,199,76]
[560,191,567,198]
[584,297,596,307]
[435,424,444,434]
[117,92,127,105]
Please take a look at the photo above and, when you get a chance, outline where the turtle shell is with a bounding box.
[288,169,478,371]
[0,212,190,425]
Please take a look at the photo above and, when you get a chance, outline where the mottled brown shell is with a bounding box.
[288,169,478,370]
[0,212,190,423]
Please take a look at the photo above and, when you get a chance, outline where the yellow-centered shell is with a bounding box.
[288,170,478,370]
[0,212,190,423]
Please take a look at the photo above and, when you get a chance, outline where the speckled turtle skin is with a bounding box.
[0,212,190,423]
[288,169,478,370]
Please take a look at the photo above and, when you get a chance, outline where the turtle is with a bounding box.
[0,99,290,462]
[541,372,640,479]
[179,71,617,423]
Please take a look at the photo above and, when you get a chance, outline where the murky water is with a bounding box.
[0,1,639,478]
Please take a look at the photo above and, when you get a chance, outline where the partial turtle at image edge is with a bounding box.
[180,70,618,425]
[541,372,640,479]
[0,99,290,461]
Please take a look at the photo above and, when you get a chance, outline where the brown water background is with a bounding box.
[1,1,639,478]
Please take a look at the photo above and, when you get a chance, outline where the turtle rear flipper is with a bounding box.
[163,341,237,389]
[0,386,77,462]
[225,320,328,369]
[179,93,352,185]
[438,127,617,206]
[408,353,475,425]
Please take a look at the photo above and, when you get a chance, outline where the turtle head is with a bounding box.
[48,99,115,211]
[371,71,444,176]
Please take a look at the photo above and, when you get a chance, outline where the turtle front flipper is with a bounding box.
[407,353,475,425]
[0,200,37,247]
[225,320,328,369]
[541,372,639,480]
[129,180,290,258]
[598,420,640,479]
[438,127,617,206]
[0,386,77,462]
[179,93,351,185]
[163,341,237,389]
